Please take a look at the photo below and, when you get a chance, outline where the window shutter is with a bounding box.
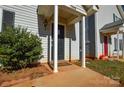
[114,37,117,51]
[2,10,15,31]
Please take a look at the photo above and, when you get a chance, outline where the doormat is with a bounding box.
[58,62,72,67]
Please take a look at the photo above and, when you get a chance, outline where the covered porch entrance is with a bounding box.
[100,19,124,59]
[38,5,98,72]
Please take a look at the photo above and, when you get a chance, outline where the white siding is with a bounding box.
[71,22,80,60]
[111,34,123,56]
[65,22,80,60]
[0,5,38,34]
[95,5,122,58]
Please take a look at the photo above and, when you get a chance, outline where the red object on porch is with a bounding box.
[99,54,108,60]
[99,54,105,59]
[104,36,108,56]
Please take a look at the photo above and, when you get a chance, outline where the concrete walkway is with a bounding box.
[13,64,120,87]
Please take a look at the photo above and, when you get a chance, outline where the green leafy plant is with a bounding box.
[0,26,43,70]
[120,75,124,86]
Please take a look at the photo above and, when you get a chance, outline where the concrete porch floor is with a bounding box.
[13,63,120,87]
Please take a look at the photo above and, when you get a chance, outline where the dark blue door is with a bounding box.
[51,24,64,60]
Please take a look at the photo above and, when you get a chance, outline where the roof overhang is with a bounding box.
[65,5,87,16]
[100,20,124,35]
[82,5,99,16]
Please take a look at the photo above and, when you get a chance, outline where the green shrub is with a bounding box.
[120,75,124,86]
[0,26,43,70]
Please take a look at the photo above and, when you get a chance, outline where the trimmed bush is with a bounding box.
[0,26,43,70]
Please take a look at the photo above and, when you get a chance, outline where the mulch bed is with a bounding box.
[0,64,52,87]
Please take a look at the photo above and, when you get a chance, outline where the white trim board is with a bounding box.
[0,8,3,32]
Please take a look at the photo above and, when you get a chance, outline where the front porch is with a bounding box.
[100,19,124,60]
[38,5,98,72]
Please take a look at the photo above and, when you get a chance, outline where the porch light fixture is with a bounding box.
[43,19,48,30]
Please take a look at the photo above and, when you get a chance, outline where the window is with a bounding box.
[121,5,124,11]
[113,13,121,22]
[2,10,15,31]
[114,37,117,51]
[114,38,123,51]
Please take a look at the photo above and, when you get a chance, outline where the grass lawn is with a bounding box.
[0,64,52,87]
[72,59,124,86]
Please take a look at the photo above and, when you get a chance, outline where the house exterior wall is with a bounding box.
[0,5,122,62]
[95,5,122,58]
[0,5,39,34]
[65,22,80,61]
[111,34,123,56]
[70,23,80,60]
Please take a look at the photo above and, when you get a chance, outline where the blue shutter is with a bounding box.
[2,10,15,31]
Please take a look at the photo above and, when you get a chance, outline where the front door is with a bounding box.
[104,36,108,56]
[51,24,64,60]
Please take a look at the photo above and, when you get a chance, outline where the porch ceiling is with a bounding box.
[38,5,85,25]
[59,6,78,19]
[58,6,80,24]
[38,5,54,18]
[38,5,98,24]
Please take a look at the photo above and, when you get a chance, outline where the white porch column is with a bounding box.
[53,5,58,73]
[117,31,120,59]
[95,12,99,59]
[108,36,111,57]
[81,16,86,68]
[122,32,124,58]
